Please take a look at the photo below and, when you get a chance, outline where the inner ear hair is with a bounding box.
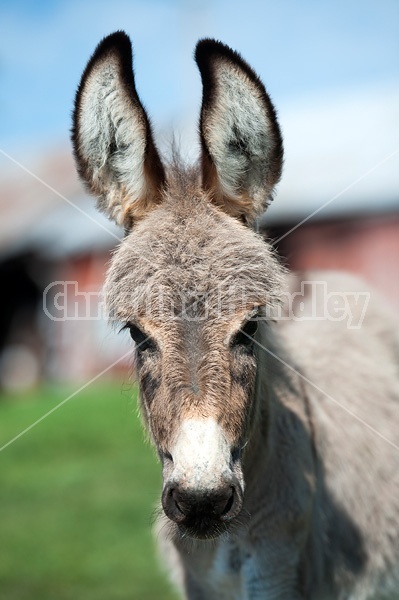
[195,39,283,225]
[72,31,165,228]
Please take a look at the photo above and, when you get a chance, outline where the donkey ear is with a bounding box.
[72,32,165,228]
[195,40,283,225]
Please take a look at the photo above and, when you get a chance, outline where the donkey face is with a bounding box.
[73,32,284,539]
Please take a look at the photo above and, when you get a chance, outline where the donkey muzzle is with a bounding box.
[162,478,243,536]
[161,418,244,537]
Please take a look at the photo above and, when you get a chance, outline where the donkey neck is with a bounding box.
[242,321,316,497]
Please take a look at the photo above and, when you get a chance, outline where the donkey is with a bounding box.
[72,32,399,599]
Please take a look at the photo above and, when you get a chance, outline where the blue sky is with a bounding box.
[0,0,398,153]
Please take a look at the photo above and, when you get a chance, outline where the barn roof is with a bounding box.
[263,82,399,226]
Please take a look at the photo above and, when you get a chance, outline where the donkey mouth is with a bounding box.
[178,519,231,540]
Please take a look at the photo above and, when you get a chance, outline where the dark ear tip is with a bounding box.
[194,38,263,92]
[195,38,239,69]
[75,30,135,111]
[90,30,132,63]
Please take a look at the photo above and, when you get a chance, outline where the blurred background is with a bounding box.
[0,1,398,598]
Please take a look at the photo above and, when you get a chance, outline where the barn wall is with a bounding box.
[272,214,399,312]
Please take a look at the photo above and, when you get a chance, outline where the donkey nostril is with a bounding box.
[221,487,235,516]
[171,489,188,516]
[175,501,185,515]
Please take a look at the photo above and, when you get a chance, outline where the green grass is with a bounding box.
[0,383,179,600]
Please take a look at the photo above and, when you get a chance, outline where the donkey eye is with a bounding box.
[126,324,156,352]
[231,319,258,348]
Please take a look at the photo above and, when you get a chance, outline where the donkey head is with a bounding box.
[72,32,284,539]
